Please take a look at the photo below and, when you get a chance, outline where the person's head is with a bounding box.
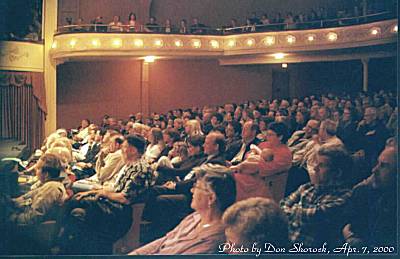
[318,119,337,140]
[149,16,156,23]
[295,111,307,124]
[173,118,184,130]
[315,145,352,186]
[162,128,180,146]
[318,107,330,121]
[210,113,223,127]
[241,121,258,144]
[191,164,236,214]
[148,128,163,145]
[113,15,120,22]
[185,119,203,136]
[342,108,353,122]
[364,107,377,125]
[36,153,63,183]
[222,198,288,250]
[128,12,136,21]
[266,122,289,145]
[187,135,205,156]
[180,19,187,26]
[46,146,72,169]
[304,119,320,138]
[109,135,124,153]
[81,119,90,128]
[171,141,189,159]
[122,135,146,162]
[204,132,225,156]
[371,146,397,189]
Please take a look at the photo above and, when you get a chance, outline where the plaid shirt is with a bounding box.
[280,183,352,247]
[113,158,155,204]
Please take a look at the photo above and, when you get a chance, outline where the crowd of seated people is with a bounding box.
[0,89,397,255]
[60,1,396,35]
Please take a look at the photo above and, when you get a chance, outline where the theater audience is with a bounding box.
[130,164,236,255]
[281,145,352,248]
[222,197,288,252]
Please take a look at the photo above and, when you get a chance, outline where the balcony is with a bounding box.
[50,17,397,65]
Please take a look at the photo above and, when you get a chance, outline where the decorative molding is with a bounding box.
[0,41,44,72]
[50,19,397,62]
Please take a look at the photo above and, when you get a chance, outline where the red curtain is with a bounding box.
[0,71,46,151]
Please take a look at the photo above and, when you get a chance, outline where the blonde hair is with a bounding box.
[185,119,204,136]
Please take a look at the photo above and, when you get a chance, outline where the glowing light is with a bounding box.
[69,39,77,47]
[286,35,296,44]
[273,53,286,59]
[282,63,288,68]
[144,56,156,63]
[91,39,100,47]
[246,38,255,46]
[112,38,122,48]
[327,32,338,41]
[51,41,57,49]
[191,39,201,48]
[133,39,144,47]
[174,40,183,47]
[209,40,219,48]
[263,36,275,46]
[307,35,316,42]
[227,39,236,47]
[392,25,397,33]
[370,27,380,35]
[154,39,163,47]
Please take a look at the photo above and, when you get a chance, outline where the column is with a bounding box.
[141,61,150,117]
[43,0,58,136]
[361,58,369,92]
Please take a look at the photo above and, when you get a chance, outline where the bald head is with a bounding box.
[364,107,377,124]
[372,146,397,189]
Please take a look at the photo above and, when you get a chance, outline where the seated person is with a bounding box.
[130,164,236,255]
[10,153,68,225]
[59,135,155,254]
[343,145,397,247]
[144,16,159,32]
[108,15,123,32]
[144,128,165,164]
[280,144,352,248]
[222,197,288,254]
[72,135,123,191]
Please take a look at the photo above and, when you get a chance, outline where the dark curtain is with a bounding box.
[0,71,46,152]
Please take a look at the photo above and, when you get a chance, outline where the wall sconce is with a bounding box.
[112,38,122,48]
[282,63,288,68]
[191,39,201,48]
[273,53,286,59]
[133,39,144,47]
[307,34,316,42]
[174,40,183,47]
[327,32,338,41]
[209,40,219,48]
[263,36,275,46]
[370,27,381,36]
[154,39,163,47]
[227,39,236,47]
[69,39,77,48]
[246,38,255,47]
[91,39,100,47]
[286,35,296,44]
[144,56,156,63]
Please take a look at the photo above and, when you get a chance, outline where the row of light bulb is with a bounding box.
[52,25,397,50]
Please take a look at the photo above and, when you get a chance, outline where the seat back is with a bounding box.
[264,170,289,203]
[113,203,145,254]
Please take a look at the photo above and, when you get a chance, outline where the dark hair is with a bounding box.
[227,121,242,135]
[163,128,181,142]
[114,136,124,145]
[212,132,226,154]
[268,122,289,144]
[187,135,205,147]
[211,112,224,123]
[40,153,63,179]
[126,134,146,155]
[317,145,352,186]
[194,164,236,212]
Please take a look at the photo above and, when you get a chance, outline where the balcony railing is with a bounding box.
[55,11,396,36]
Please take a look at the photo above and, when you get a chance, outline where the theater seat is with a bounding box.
[264,170,289,203]
[113,203,146,254]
